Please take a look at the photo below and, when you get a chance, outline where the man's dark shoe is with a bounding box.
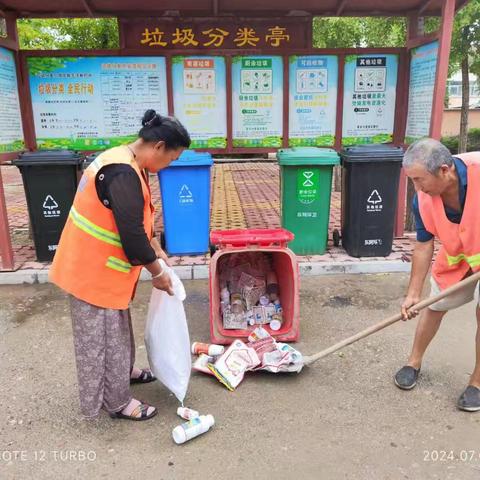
[394,366,420,390]
[457,386,480,412]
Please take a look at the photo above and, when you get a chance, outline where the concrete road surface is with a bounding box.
[1,274,480,479]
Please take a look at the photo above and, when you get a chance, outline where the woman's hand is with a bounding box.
[146,258,173,295]
[150,237,171,266]
[152,271,173,296]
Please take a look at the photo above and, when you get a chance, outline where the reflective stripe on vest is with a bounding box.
[106,256,132,273]
[69,206,122,248]
[447,252,480,268]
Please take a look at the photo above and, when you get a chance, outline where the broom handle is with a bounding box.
[303,271,480,366]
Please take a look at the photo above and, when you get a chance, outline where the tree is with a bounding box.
[16,19,60,49]
[17,18,119,50]
[313,17,406,48]
[447,0,480,153]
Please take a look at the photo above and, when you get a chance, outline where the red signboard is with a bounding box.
[120,18,312,50]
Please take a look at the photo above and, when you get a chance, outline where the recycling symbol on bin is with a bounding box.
[367,189,382,204]
[302,171,314,187]
[43,195,59,210]
[178,184,194,204]
[42,195,61,218]
[366,189,383,212]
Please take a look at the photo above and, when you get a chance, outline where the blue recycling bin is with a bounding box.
[158,150,213,255]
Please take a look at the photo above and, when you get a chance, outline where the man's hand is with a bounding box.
[152,271,174,296]
[401,294,421,321]
[400,239,433,321]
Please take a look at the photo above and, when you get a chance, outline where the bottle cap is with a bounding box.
[209,345,225,356]
[259,295,270,306]
[205,414,215,427]
[172,425,187,444]
[269,319,282,331]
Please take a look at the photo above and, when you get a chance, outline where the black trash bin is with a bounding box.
[13,150,83,261]
[83,152,101,171]
[340,145,403,257]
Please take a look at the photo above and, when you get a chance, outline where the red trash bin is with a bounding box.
[209,228,300,344]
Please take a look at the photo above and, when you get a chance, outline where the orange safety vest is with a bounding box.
[418,152,480,290]
[49,146,155,309]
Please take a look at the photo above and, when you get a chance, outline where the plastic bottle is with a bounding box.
[172,415,215,444]
[191,342,225,356]
[177,407,200,420]
[220,287,230,304]
[231,293,245,314]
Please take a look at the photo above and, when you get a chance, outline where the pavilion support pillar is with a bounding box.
[430,0,455,139]
[0,11,20,270]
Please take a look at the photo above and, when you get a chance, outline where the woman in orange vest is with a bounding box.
[395,137,480,412]
[50,109,191,421]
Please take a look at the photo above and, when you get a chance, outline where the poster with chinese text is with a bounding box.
[0,47,24,153]
[232,56,283,148]
[405,41,439,143]
[288,55,338,147]
[342,54,398,145]
[172,56,226,149]
[28,56,168,150]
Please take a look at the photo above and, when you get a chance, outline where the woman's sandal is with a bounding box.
[130,368,157,385]
[109,401,157,421]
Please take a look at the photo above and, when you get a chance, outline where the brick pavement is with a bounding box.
[0,162,415,271]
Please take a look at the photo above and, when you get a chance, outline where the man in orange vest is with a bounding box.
[395,138,480,412]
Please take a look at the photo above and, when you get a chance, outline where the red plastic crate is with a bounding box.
[209,228,300,344]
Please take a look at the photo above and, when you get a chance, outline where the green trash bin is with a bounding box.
[277,147,340,255]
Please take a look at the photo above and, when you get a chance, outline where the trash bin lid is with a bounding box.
[277,147,340,166]
[84,152,101,166]
[211,228,294,248]
[13,150,83,166]
[168,150,213,167]
[340,144,404,163]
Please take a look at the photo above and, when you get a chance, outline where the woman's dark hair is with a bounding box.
[139,109,191,149]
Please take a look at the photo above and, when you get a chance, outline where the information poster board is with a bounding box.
[405,41,439,143]
[0,47,24,153]
[28,56,168,150]
[172,56,227,149]
[342,54,398,145]
[232,56,283,148]
[288,55,338,147]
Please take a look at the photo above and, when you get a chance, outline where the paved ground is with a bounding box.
[1,163,415,271]
[1,274,480,480]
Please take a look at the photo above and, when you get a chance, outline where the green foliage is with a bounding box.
[17,18,119,50]
[448,0,480,77]
[441,128,480,154]
[27,57,78,75]
[313,17,405,48]
[16,19,59,49]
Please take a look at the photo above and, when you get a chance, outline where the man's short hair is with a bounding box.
[403,138,453,173]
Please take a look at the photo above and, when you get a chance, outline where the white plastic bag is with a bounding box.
[145,264,191,403]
